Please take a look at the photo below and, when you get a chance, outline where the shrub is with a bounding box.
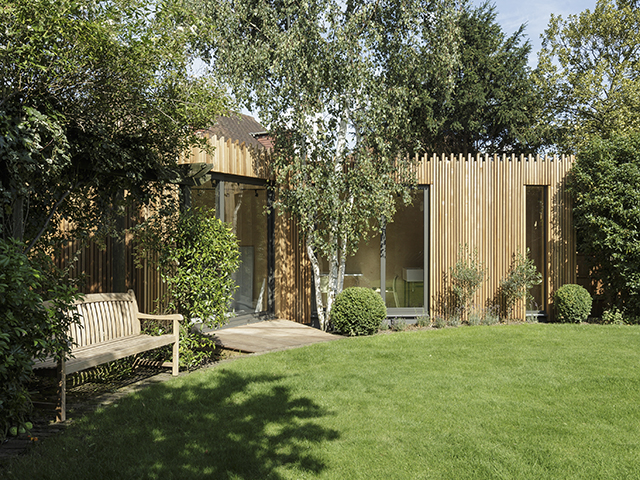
[499,250,542,321]
[330,287,386,336]
[554,284,592,323]
[450,245,486,319]
[433,315,447,329]
[0,239,79,441]
[602,307,625,325]
[390,318,407,332]
[416,315,430,328]
[134,207,239,327]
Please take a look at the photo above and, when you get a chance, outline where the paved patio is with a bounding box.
[211,319,341,353]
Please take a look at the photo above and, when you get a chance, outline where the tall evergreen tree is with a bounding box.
[408,1,544,155]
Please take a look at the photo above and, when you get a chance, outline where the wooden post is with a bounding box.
[56,359,66,422]
[112,190,127,293]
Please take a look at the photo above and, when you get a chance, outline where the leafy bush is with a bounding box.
[499,250,542,321]
[450,245,486,319]
[0,239,79,441]
[568,133,640,316]
[135,207,239,327]
[433,315,447,329]
[390,318,407,332]
[554,284,592,323]
[602,307,625,325]
[416,315,430,327]
[330,287,386,336]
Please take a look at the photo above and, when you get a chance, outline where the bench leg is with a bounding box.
[56,359,66,422]
[172,338,179,376]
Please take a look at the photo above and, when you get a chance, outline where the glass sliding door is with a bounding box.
[385,190,426,312]
[193,180,270,316]
[310,187,429,320]
[526,186,547,313]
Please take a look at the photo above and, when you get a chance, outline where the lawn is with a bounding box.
[3,324,640,479]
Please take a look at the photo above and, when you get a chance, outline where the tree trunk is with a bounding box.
[307,235,326,330]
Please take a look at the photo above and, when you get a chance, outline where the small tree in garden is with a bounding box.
[202,0,462,330]
[450,245,486,320]
[498,250,542,322]
[134,207,239,368]
[135,207,240,326]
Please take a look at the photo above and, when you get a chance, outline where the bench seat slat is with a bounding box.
[33,333,177,374]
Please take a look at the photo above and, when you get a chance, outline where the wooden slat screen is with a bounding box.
[418,153,576,320]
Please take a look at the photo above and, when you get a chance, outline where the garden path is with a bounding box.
[211,319,340,353]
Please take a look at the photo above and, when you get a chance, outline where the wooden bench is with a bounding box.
[34,290,181,422]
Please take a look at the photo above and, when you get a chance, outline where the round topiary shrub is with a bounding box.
[554,284,592,323]
[330,287,387,336]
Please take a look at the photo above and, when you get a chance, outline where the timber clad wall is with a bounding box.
[419,153,576,320]
[57,214,169,315]
[59,131,575,324]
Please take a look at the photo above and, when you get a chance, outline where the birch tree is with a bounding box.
[202,0,461,330]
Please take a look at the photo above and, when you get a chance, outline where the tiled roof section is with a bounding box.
[253,133,274,149]
[207,114,268,149]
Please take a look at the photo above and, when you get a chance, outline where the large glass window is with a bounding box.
[193,180,269,315]
[385,191,425,309]
[526,186,547,312]
[314,188,428,316]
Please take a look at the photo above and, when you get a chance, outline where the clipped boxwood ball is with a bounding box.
[330,287,387,336]
[554,284,592,323]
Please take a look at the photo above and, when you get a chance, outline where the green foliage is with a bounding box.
[554,284,592,324]
[0,0,229,250]
[535,0,640,154]
[499,250,543,321]
[330,287,387,336]
[390,318,407,332]
[135,207,239,327]
[433,315,447,329]
[414,1,545,154]
[202,0,461,329]
[450,245,486,319]
[601,307,626,326]
[416,315,430,328]
[568,133,640,316]
[0,238,79,441]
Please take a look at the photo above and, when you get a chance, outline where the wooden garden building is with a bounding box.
[62,115,577,325]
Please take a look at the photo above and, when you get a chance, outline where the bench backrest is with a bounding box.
[70,290,142,348]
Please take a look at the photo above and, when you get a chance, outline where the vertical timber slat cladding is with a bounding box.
[420,153,575,321]
[55,124,575,325]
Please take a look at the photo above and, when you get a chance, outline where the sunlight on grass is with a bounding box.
[3,324,640,479]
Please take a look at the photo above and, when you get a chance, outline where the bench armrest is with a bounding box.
[137,312,182,337]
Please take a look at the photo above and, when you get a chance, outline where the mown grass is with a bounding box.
[3,324,640,479]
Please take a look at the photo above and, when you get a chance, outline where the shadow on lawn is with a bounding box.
[36,369,339,479]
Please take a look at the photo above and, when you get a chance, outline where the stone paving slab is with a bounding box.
[211,319,341,353]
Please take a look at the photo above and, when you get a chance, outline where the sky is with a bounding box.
[482,0,598,65]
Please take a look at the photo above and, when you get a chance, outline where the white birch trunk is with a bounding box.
[307,233,327,330]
